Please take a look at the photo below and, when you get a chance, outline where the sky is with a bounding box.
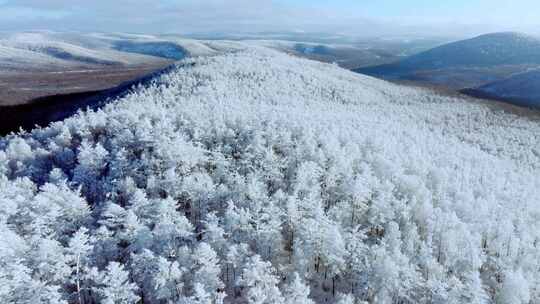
[0,0,539,37]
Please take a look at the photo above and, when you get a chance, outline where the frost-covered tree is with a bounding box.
[202,212,227,256]
[153,257,184,301]
[73,141,109,203]
[191,243,224,296]
[238,255,284,304]
[283,273,315,304]
[185,283,225,304]
[93,262,139,304]
[497,269,530,304]
[225,243,251,294]
[67,227,94,304]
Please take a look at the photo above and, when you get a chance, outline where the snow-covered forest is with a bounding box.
[1,47,540,303]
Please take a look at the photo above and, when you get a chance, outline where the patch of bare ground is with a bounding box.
[0,63,175,135]
[0,62,172,106]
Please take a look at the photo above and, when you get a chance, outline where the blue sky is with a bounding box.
[0,0,538,36]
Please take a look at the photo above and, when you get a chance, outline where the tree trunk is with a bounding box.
[76,254,83,304]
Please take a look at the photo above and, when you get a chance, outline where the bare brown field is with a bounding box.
[0,62,172,106]
[0,63,175,135]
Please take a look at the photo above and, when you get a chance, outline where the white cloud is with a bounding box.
[0,6,69,21]
[0,0,538,37]
[0,0,311,33]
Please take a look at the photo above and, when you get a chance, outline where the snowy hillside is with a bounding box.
[1,47,540,303]
[464,69,540,108]
[0,44,71,70]
[0,31,443,73]
[0,32,229,71]
[243,40,391,69]
[0,32,170,70]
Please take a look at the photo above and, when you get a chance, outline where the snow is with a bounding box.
[1,46,540,303]
[1,31,399,73]
[0,44,70,68]
[243,39,357,51]
[1,31,380,73]
[0,32,169,70]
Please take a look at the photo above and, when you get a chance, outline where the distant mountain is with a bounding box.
[244,37,448,70]
[357,32,540,89]
[244,40,394,69]
[462,69,540,108]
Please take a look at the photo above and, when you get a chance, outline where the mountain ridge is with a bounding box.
[462,68,540,107]
[356,32,540,90]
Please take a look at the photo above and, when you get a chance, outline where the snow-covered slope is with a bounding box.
[0,44,71,70]
[1,47,540,303]
[0,32,172,70]
[465,69,540,108]
[244,39,413,69]
[0,32,228,71]
[91,32,220,58]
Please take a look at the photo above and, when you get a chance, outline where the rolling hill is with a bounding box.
[1,47,539,303]
[462,68,540,108]
[357,32,540,89]
[0,32,229,71]
[0,32,170,70]
[245,37,448,70]
[244,40,405,69]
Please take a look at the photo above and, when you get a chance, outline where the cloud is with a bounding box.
[0,0,370,34]
[0,6,69,21]
[0,0,538,37]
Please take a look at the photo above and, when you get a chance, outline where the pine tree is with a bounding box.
[202,212,227,256]
[238,255,284,304]
[93,262,140,304]
[72,141,109,203]
[283,273,314,304]
[67,227,94,304]
[226,243,251,294]
[130,249,159,303]
[1,262,67,304]
[192,243,224,295]
[153,256,184,302]
[497,269,530,304]
[181,283,224,304]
